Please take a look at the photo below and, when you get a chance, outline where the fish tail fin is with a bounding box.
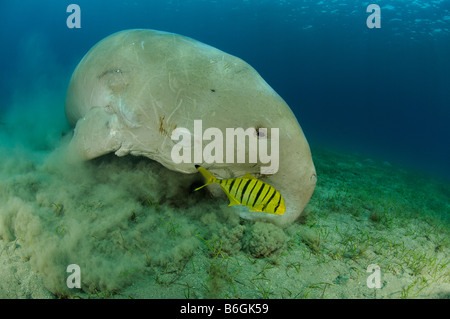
[195,165,217,191]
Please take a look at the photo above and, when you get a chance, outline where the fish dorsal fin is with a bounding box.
[244,173,256,179]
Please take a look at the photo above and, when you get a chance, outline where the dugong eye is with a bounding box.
[254,125,266,138]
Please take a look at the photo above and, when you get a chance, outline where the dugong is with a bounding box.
[65,29,316,226]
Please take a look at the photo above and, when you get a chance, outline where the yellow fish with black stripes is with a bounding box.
[194,165,285,215]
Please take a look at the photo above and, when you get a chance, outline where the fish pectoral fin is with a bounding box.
[244,173,256,179]
[223,190,241,207]
[227,197,241,206]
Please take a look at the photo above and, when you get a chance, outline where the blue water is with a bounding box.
[1,0,449,180]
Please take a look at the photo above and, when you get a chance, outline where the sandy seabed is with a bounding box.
[0,130,448,299]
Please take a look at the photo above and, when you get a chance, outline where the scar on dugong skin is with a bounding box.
[64,29,316,226]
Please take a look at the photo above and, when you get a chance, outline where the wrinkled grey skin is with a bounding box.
[65,29,316,226]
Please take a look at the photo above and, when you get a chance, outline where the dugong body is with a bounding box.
[65,29,316,226]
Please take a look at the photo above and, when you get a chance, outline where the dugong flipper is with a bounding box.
[65,29,316,226]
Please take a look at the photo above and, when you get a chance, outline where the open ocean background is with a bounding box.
[1,0,449,181]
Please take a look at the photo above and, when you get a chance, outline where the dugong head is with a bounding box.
[65,29,316,226]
